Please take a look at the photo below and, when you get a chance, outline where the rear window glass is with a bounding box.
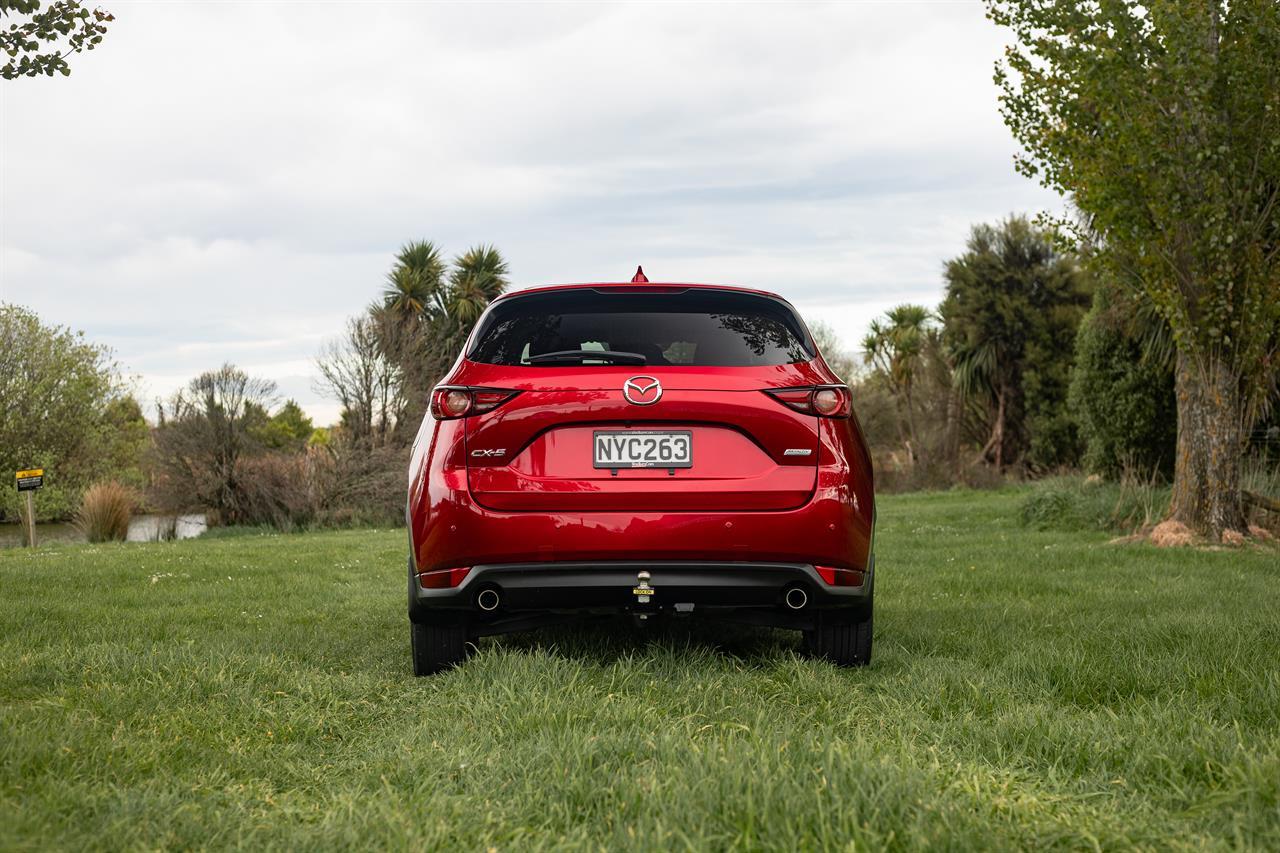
[468,289,814,367]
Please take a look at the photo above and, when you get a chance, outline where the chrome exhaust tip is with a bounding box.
[784,587,808,610]
[476,588,500,612]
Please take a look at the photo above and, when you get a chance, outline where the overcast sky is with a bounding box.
[1,1,1061,425]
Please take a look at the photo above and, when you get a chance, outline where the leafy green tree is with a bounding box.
[0,303,140,520]
[1070,280,1178,479]
[940,217,1092,471]
[99,394,150,489]
[1,0,113,79]
[246,399,314,451]
[987,0,1280,538]
[863,305,937,464]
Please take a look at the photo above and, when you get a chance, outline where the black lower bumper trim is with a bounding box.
[409,560,872,626]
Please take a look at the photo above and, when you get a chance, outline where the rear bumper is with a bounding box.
[409,559,873,631]
[409,483,873,577]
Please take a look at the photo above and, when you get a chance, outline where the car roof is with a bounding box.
[492,281,788,303]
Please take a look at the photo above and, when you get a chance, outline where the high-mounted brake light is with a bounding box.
[764,385,852,418]
[430,386,519,420]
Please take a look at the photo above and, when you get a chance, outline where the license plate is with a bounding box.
[593,430,692,469]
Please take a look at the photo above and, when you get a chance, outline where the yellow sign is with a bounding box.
[16,469,43,479]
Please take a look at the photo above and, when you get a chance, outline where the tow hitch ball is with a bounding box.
[633,571,654,605]
[633,571,655,621]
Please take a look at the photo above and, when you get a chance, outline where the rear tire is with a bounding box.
[804,608,872,667]
[410,620,469,676]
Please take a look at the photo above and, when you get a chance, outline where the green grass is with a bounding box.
[2,489,1278,850]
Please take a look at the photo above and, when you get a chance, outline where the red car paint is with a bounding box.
[405,278,876,672]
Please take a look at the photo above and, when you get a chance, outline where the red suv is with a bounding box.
[406,272,875,674]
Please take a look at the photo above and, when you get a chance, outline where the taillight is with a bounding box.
[430,386,519,419]
[764,385,851,418]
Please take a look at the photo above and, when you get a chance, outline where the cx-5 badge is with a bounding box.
[470,448,506,457]
[623,376,662,405]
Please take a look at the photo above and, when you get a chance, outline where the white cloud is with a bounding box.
[0,0,1060,424]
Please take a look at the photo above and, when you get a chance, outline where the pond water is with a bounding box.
[0,514,208,549]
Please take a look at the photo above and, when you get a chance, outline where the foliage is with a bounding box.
[98,395,150,490]
[150,364,279,524]
[1,0,112,79]
[1070,280,1178,479]
[72,479,133,542]
[0,303,143,521]
[862,304,938,464]
[987,0,1280,536]
[364,241,510,443]
[247,399,314,451]
[381,240,446,319]
[446,244,510,325]
[940,216,1092,472]
[3,490,1279,847]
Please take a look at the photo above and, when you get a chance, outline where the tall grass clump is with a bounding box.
[73,480,134,543]
[1018,472,1170,534]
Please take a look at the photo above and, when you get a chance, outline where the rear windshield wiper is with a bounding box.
[526,349,647,365]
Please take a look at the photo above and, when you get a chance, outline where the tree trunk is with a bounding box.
[904,380,923,466]
[1170,351,1247,540]
[987,386,1007,470]
[944,384,961,465]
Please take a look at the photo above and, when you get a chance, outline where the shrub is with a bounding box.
[311,442,409,529]
[1069,283,1176,479]
[73,480,134,542]
[233,453,316,531]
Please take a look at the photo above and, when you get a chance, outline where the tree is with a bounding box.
[808,321,857,383]
[247,399,314,451]
[151,364,278,522]
[368,242,510,441]
[446,244,509,325]
[382,241,445,326]
[0,303,139,520]
[862,305,937,464]
[315,315,403,447]
[1070,279,1178,479]
[987,0,1280,538]
[1,0,113,79]
[940,217,1092,471]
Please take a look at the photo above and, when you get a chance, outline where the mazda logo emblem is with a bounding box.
[623,376,662,405]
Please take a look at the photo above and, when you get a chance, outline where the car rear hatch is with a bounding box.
[458,286,826,513]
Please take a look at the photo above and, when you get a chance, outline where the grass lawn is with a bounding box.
[2,489,1278,850]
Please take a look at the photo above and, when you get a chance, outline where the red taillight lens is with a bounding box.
[418,567,472,588]
[439,389,472,418]
[816,566,865,587]
[430,386,519,419]
[764,386,851,418]
[811,388,844,416]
